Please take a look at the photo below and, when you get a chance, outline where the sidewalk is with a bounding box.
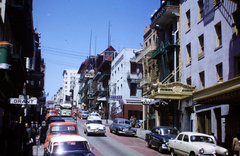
[101,119,150,140]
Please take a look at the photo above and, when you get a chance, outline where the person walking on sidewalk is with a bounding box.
[232,133,240,156]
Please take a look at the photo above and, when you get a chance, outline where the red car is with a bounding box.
[44,122,79,149]
[45,109,57,120]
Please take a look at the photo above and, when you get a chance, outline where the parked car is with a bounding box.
[109,118,137,136]
[83,117,106,136]
[46,115,65,128]
[145,126,178,153]
[79,110,89,119]
[44,122,79,150]
[44,135,95,156]
[72,108,77,115]
[45,109,57,120]
[168,132,229,156]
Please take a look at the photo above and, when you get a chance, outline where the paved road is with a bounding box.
[32,116,167,156]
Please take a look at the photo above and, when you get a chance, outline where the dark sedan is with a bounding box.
[109,118,137,136]
[145,126,178,153]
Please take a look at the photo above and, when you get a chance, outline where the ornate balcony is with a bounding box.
[150,1,179,29]
[136,46,155,63]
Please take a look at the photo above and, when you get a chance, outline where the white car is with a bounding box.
[83,118,106,136]
[168,132,228,156]
[87,113,101,120]
[44,135,95,156]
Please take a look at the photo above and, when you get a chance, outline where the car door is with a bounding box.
[151,128,159,147]
[172,134,184,155]
[181,134,190,156]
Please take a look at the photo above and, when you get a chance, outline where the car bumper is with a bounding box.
[87,129,105,134]
[161,143,168,150]
[118,130,137,136]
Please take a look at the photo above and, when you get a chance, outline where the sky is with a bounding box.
[32,0,160,101]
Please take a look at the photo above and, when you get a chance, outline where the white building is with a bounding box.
[109,47,143,120]
[62,69,79,104]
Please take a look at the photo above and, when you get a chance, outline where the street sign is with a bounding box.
[110,95,122,100]
[10,98,37,105]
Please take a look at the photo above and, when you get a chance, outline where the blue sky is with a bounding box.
[32,0,160,100]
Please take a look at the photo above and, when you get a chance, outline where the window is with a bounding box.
[186,43,191,64]
[199,71,205,89]
[236,55,240,76]
[198,34,204,56]
[233,10,240,36]
[187,77,191,86]
[130,83,137,96]
[131,62,137,74]
[198,0,204,20]
[186,10,191,30]
[216,63,223,82]
[215,22,222,47]
[183,135,189,142]
[177,134,183,141]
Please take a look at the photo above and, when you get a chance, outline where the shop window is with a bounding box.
[215,22,222,47]
[199,71,205,89]
[198,34,204,58]
[197,111,211,134]
[233,9,240,36]
[186,10,191,30]
[198,0,204,20]
[130,83,137,96]
[186,43,191,64]
[216,63,223,82]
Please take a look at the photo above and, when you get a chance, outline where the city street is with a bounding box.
[33,116,169,156]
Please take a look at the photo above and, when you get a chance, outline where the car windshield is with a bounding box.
[118,120,130,125]
[53,141,89,153]
[50,126,77,135]
[87,120,102,124]
[91,114,98,116]
[190,135,214,143]
[161,128,178,135]
[83,112,88,114]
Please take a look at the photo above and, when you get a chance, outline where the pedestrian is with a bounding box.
[130,116,134,127]
[23,122,32,156]
[232,133,240,156]
[133,115,137,127]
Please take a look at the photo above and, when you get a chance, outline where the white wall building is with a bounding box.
[109,47,143,119]
[62,69,79,104]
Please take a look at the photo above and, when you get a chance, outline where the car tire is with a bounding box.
[189,151,195,156]
[147,140,152,148]
[170,149,175,156]
[86,131,89,136]
[158,144,163,153]
[110,128,112,133]
[116,129,118,135]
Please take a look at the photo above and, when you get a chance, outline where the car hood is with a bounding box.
[118,124,133,129]
[87,124,105,129]
[54,150,95,156]
[192,142,228,154]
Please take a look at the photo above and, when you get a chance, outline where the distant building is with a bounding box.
[62,69,79,104]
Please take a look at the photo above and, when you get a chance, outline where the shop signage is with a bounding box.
[27,70,44,80]
[141,98,154,105]
[110,95,122,100]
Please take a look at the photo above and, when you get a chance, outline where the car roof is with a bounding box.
[49,122,77,126]
[179,131,211,137]
[87,116,101,120]
[50,135,87,143]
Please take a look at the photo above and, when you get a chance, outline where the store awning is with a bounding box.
[97,97,107,101]
[149,99,161,105]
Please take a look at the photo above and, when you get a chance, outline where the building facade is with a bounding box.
[62,69,79,104]
[109,47,143,120]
